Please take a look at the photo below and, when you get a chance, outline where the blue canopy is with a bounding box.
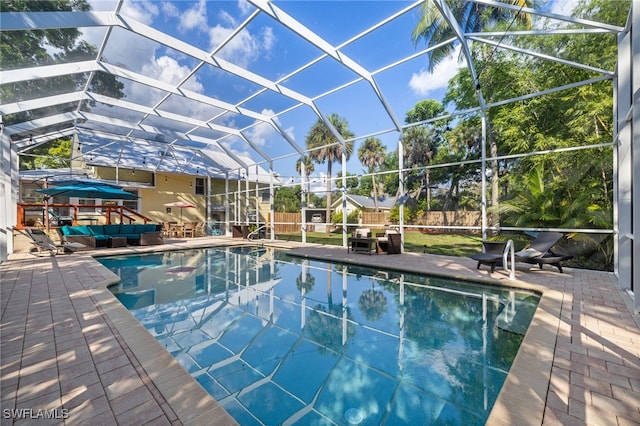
[36,183,138,200]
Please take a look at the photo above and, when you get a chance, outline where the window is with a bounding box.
[261,190,270,203]
[78,199,97,213]
[122,189,138,211]
[123,200,138,211]
[195,178,205,195]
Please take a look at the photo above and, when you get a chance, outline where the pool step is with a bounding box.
[495,300,538,335]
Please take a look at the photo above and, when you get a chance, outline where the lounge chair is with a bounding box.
[470,240,508,273]
[26,228,86,255]
[514,232,573,273]
[48,208,73,226]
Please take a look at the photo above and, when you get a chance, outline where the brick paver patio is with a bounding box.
[1,237,639,425]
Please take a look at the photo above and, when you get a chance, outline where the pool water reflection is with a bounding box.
[102,246,540,425]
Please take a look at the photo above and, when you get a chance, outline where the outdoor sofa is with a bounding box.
[58,224,163,249]
[348,228,401,255]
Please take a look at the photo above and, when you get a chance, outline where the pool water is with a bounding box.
[102,246,540,425]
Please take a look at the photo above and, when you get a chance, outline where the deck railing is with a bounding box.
[16,203,154,230]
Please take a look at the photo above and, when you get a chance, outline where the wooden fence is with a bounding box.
[274,213,302,233]
[274,211,481,234]
[413,211,481,230]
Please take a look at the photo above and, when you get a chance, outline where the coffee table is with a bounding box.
[109,236,127,248]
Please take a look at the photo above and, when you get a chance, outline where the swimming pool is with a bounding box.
[103,246,540,425]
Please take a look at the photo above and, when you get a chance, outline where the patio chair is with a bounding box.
[515,232,573,273]
[348,228,376,254]
[48,208,73,226]
[182,222,196,238]
[470,240,508,273]
[26,228,86,255]
[209,222,223,236]
[375,230,401,254]
[194,222,205,237]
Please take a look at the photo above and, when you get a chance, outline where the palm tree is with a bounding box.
[296,155,315,207]
[358,137,387,211]
[412,0,537,231]
[412,0,535,72]
[403,100,445,210]
[305,113,354,234]
[402,126,438,209]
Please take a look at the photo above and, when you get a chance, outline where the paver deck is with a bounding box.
[1,237,639,425]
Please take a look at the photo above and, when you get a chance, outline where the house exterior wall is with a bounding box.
[17,167,271,232]
[333,199,359,216]
[94,169,272,226]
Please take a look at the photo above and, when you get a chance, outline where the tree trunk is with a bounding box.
[325,161,332,236]
[371,172,379,212]
[488,123,500,235]
[426,169,431,211]
[443,169,461,211]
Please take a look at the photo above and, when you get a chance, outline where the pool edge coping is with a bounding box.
[84,257,239,426]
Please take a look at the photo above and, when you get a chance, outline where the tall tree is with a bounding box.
[274,186,303,213]
[305,114,354,234]
[413,0,537,231]
[357,137,386,211]
[442,0,626,268]
[403,100,446,210]
[402,126,438,208]
[1,0,125,137]
[20,140,72,170]
[412,0,535,72]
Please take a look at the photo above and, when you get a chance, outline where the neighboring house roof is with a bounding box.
[331,194,395,210]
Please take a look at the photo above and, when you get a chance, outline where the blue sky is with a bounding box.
[82,0,575,189]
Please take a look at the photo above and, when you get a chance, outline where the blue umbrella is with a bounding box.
[36,183,138,200]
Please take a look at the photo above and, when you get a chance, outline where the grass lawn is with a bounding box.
[276,230,485,258]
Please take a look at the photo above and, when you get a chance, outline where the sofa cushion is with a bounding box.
[133,224,149,234]
[144,224,158,233]
[88,225,104,236]
[69,225,92,236]
[131,223,156,234]
[120,224,136,234]
[354,228,371,238]
[103,224,121,235]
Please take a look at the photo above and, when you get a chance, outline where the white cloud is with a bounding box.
[244,121,273,147]
[244,109,277,146]
[261,27,276,51]
[120,0,159,25]
[125,54,208,117]
[408,47,463,96]
[141,56,201,89]
[237,0,252,17]
[283,125,295,142]
[208,11,276,68]
[179,0,208,33]
[308,172,332,194]
[161,1,180,18]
